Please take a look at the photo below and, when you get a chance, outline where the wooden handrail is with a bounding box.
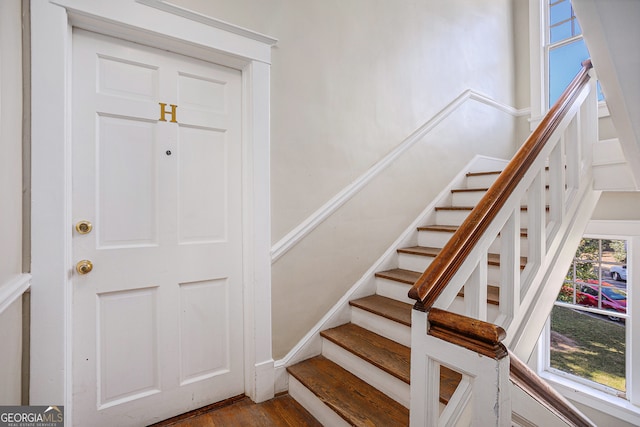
[408,59,593,307]
[509,349,596,427]
[428,308,507,359]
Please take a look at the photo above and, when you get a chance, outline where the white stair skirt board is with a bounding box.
[321,339,410,408]
[375,278,415,305]
[350,307,411,348]
[288,376,351,427]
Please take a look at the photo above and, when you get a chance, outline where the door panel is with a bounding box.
[178,127,228,243]
[72,29,243,426]
[97,115,158,247]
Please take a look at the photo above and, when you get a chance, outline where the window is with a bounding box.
[529,0,605,124]
[538,231,640,424]
[546,0,603,107]
[549,238,628,395]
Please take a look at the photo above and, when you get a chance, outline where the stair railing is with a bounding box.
[409,60,600,426]
[509,349,596,427]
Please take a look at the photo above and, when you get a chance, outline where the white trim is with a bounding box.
[0,274,31,315]
[270,90,528,262]
[135,0,278,46]
[586,220,640,236]
[598,100,610,117]
[30,0,274,417]
[540,371,640,426]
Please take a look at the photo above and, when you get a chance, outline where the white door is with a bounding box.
[71,29,244,426]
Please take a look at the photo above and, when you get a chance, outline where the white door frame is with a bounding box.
[30,0,276,419]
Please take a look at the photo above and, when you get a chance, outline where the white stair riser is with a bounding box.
[351,306,411,348]
[322,339,410,408]
[375,278,414,305]
[434,209,472,226]
[466,174,500,188]
[487,265,502,284]
[435,209,544,228]
[491,236,529,257]
[398,252,434,272]
[453,187,550,209]
[398,252,504,282]
[418,230,519,256]
[452,190,487,206]
[417,230,455,248]
[289,376,351,427]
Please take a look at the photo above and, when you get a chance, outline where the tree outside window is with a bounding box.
[550,238,627,394]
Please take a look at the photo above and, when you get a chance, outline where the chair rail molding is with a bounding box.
[271,90,529,263]
[0,274,31,315]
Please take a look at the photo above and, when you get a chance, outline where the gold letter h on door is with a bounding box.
[159,103,178,123]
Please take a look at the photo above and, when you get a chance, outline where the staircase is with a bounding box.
[286,169,505,426]
[284,61,599,426]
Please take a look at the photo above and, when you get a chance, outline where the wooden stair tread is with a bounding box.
[458,285,501,305]
[397,245,441,257]
[466,171,501,177]
[375,268,420,284]
[451,187,489,193]
[451,186,549,193]
[440,366,463,404]
[349,295,412,326]
[417,224,459,233]
[321,323,410,384]
[435,205,548,211]
[287,356,409,426]
[418,224,529,237]
[319,323,462,403]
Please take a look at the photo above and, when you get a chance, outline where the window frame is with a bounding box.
[528,0,608,131]
[535,223,640,425]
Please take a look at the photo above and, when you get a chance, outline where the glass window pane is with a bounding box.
[597,81,605,101]
[549,39,589,106]
[550,21,573,43]
[558,282,575,303]
[550,0,572,26]
[550,305,626,392]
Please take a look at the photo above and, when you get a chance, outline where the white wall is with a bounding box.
[592,192,640,220]
[0,299,22,405]
[173,0,522,358]
[0,0,24,405]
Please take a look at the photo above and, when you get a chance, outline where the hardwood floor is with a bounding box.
[150,394,322,427]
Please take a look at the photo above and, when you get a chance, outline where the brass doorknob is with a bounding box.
[76,260,93,275]
[75,220,93,234]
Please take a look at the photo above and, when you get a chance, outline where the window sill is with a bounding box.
[539,370,640,426]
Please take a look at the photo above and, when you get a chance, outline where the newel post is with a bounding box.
[410,306,511,426]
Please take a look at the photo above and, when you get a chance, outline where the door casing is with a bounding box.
[30,0,276,420]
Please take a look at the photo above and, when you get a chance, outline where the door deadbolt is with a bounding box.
[76,260,93,275]
[75,220,93,234]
